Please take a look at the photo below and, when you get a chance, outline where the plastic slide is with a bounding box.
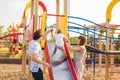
[44,40,77,80]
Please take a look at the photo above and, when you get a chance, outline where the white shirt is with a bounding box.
[29,40,43,72]
[74,46,86,68]
[54,33,65,47]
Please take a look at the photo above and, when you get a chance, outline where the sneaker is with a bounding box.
[62,56,68,62]
[52,50,57,57]
[52,56,68,66]
[53,49,56,55]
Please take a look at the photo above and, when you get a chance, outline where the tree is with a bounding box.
[114,34,120,50]
[70,36,78,44]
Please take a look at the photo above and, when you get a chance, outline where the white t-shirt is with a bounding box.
[54,33,65,47]
[74,46,86,80]
[29,40,43,72]
[74,46,86,68]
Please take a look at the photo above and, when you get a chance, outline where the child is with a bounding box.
[52,30,67,65]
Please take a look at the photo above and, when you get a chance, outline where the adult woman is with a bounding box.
[68,35,87,80]
[28,29,53,80]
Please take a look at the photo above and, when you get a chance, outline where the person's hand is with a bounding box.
[67,33,70,40]
[44,62,51,68]
[48,28,53,33]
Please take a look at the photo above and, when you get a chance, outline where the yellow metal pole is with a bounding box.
[56,0,68,35]
[106,0,120,21]
[63,0,68,36]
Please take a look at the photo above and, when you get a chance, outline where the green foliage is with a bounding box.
[87,37,94,45]
[70,36,78,44]
[114,34,120,50]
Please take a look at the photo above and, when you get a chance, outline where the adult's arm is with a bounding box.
[31,53,50,68]
[40,28,53,41]
[67,40,83,52]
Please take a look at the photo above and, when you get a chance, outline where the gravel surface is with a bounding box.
[0,64,120,80]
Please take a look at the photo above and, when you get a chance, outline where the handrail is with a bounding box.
[63,38,78,80]
[0,33,24,40]
[44,40,54,80]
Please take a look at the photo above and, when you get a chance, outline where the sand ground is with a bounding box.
[0,64,120,80]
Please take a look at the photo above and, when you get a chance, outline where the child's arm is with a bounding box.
[63,33,70,42]
[51,29,54,38]
[66,33,70,40]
